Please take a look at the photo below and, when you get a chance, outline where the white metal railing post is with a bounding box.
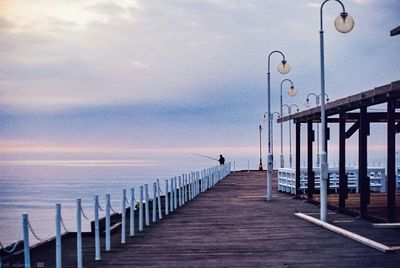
[94,195,100,260]
[194,173,197,196]
[182,175,186,204]
[186,176,189,200]
[144,184,150,226]
[130,188,135,237]
[105,194,111,251]
[200,172,202,192]
[201,171,204,192]
[23,214,31,268]
[152,182,157,223]
[174,177,178,209]
[184,175,187,201]
[121,189,126,244]
[165,179,169,216]
[169,178,174,212]
[192,175,195,197]
[76,199,83,268]
[204,170,206,191]
[56,203,62,268]
[139,186,144,231]
[157,179,162,219]
[190,176,195,199]
[186,175,189,201]
[178,176,182,206]
[188,176,192,200]
[196,172,198,195]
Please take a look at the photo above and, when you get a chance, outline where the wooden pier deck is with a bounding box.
[4,171,400,267]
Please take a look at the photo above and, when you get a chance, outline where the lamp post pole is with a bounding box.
[280,79,295,168]
[266,50,290,201]
[306,93,329,167]
[282,104,299,168]
[265,112,281,169]
[319,0,354,221]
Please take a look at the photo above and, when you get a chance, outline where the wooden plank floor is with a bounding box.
[4,171,400,267]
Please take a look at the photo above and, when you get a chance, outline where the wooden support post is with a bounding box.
[387,98,396,222]
[307,121,314,199]
[295,122,301,197]
[339,113,347,209]
[359,106,369,219]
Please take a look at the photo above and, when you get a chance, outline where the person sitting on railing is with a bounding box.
[218,154,225,165]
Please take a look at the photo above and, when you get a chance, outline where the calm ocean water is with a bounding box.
[0,156,254,247]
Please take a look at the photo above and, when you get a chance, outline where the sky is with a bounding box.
[0,0,399,166]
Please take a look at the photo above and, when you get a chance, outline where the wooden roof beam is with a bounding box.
[390,25,400,36]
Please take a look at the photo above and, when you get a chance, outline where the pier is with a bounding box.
[3,170,400,267]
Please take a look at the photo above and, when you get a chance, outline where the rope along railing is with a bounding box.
[0,223,22,254]
[60,215,70,233]
[81,206,90,221]
[110,203,118,214]
[28,221,51,242]
[98,202,104,211]
[0,240,20,254]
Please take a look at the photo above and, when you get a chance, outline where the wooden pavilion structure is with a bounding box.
[278,81,400,222]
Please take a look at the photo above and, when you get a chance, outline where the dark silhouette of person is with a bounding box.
[218,154,225,165]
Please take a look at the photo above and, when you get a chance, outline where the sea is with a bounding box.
[0,154,254,247]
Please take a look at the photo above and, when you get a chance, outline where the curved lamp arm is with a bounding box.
[282,104,291,115]
[290,104,300,112]
[271,111,280,119]
[319,93,330,102]
[267,50,285,73]
[320,0,346,32]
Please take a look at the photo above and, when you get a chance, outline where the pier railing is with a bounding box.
[0,163,231,268]
[278,167,386,195]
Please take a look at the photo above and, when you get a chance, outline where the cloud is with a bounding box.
[0,0,399,115]
[0,17,15,30]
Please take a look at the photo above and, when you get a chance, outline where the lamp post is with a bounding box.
[265,111,281,169]
[319,0,354,222]
[305,93,329,166]
[282,104,300,168]
[280,79,297,168]
[266,50,291,201]
[259,125,263,171]
[264,111,281,154]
